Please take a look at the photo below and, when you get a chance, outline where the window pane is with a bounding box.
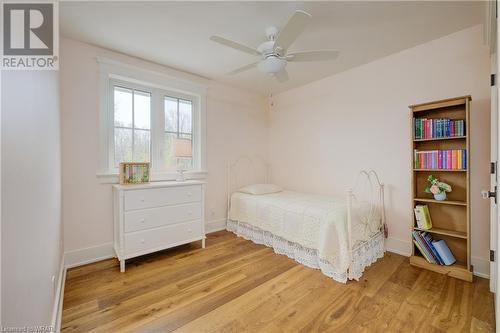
[133,130,150,162]
[162,132,177,170]
[134,91,151,130]
[114,128,133,166]
[114,87,132,127]
[179,99,192,133]
[165,97,178,132]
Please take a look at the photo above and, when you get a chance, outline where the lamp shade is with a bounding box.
[174,138,192,158]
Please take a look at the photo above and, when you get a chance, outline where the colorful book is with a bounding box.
[414,118,466,139]
[412,232,436,264]
[421,232,444,265]
[413,240,433,263]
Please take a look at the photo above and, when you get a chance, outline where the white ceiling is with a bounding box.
[60,1,484,95]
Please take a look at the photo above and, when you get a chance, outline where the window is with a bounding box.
[98,58,207,181]
[163,96,193,170]
[100,68,205,181]
[113,87,151,167]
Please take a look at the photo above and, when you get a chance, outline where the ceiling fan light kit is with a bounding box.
[210,10,339,83]
[258,56,286,74]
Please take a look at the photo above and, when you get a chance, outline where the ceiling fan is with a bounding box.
[209,10,339,82]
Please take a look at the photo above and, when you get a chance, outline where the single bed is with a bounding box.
[225,156,386,283]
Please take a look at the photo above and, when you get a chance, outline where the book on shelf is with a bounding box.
[414,149,466,170]
[414,205,432,229]
[412,231,436,264]
[412,230,456,266]
[414,118,465,140]
[432,239,456,265]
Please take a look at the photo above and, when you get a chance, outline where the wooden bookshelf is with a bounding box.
[409,95,472,282]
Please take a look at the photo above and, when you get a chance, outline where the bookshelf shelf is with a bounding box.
[413,136,466,142]
[409,255,471,281]
[413,227,467,239]
[413,198,467,206]
[410,95,472,282]
[413,169,467,172]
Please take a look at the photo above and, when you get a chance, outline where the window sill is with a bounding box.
[96,170,208,184]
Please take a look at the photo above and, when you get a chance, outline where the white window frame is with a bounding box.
[97,57,207,183]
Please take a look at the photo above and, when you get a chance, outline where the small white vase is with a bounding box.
[434,191,447,201]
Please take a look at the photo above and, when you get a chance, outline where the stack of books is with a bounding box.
[414,149,467,170]
[412,231,456,265]
[414,118,465,139]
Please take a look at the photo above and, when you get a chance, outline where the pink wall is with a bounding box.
[60,38,268,255]
[268,25,491,274]
[61,25,492,276]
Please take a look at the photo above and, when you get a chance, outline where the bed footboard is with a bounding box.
[346,170,386,273]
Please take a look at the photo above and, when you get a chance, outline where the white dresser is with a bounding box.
[113,180,205,272]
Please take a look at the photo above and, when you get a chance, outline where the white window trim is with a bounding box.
[97,57,207,183]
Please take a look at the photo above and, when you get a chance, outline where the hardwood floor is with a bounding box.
[62,231,495,333]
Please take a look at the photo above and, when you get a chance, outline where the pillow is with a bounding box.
[237,184,283,195]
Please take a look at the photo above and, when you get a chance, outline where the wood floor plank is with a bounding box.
[63,249,278,332]
[61,231,496,333]
[159,265,317,333]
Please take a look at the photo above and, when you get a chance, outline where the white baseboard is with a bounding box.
[472,256,490,279]
[385,236,412,256]
[64,243,115,269]
[206,218,227,233]
[51,255,66,332]
[63,220,227,270]
[385,237,490,278]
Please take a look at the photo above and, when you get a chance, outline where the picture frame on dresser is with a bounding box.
[113,180,206,272]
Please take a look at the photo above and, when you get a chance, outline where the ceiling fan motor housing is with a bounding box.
[257,40,276,56]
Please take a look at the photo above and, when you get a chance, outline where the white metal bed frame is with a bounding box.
[226,156,386,275]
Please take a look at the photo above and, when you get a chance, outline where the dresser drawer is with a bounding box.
[124,220,202,255]
[124,185,201,211]
[124,203,202,233]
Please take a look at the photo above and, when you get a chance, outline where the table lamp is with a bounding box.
[174,138,192,181]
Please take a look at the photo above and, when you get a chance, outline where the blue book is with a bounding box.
[421,232,444,265]
[432,240,456,265]
[462,149,467,170]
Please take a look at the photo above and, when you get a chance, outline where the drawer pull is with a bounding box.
[140,197,145,202]
[187,192,192,197]
[187,210,192,215]
[188,229,192,233]
[140,219,145,223]
[140,239,145,244]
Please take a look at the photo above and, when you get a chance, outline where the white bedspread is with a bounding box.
[228,190,381,273]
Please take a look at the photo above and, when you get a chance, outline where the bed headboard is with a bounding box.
[226,155,269,211]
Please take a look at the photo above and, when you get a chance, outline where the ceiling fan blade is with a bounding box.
[274,10,312,54]
[287,50,339,62]
[210,36,260,56]
[275,69,289,82]
[227,62,258,75]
